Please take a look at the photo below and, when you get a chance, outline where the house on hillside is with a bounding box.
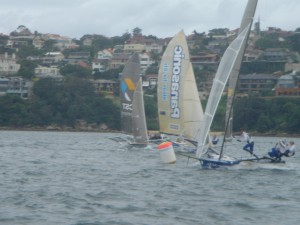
[275,72,300,96]
[90,79,116,95]
[0,76,32,98]
[237,73,277,94]
[0,53,20,76]
[34,65,63,79]
[110,53,131,69]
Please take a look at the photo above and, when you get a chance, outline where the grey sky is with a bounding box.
[0,0,299,39]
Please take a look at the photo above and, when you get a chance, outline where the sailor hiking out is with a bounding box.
[238,131,258,158]
[268,139,296,161]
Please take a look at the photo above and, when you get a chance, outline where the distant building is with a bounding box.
[143,74,158,88]
[90,79,116,95]
[139,52,154,71]
[0,76,32,98]
[285,63,300,72]
[238,73,277,94]
[0,53,20,76]
[275,72,300,96]
[7,25,34,49]
[261,48,293,62]
[92,59,110,73]
[64,51,90,64]
[110,53,131,69]
[34,65,63,79]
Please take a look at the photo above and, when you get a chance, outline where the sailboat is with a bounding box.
[157,30,204,150]
[224,0,258,141]
[196,25,252,168]
[195,0,285,168]
[118,53,148,147]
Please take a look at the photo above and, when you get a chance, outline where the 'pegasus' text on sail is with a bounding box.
[170,45,184,118]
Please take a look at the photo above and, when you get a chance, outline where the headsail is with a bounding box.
[157,30,203,141]
[196,25,251,158]
[225,0,258,139]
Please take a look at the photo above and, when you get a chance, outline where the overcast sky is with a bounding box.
[0,0,299,39]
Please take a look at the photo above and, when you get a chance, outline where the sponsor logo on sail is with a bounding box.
[121,78,135,111]
[162,63,169,102]
[170,45,184,118]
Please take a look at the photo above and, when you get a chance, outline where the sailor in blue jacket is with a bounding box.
[239,131,257,158]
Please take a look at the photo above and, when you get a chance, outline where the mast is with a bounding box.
[224,0,258,139]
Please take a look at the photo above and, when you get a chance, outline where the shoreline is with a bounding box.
[0,126,120,133]
[1,127,300,137]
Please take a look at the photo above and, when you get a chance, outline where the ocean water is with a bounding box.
[0,130,299,225]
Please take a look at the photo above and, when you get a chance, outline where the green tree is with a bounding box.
[60,64,92,78]
[132,27,142,36]
[17,60,38,79]
[41,39,59,53]
[17,44,42,59]
[256,113,272,132]
[0,95,29,126]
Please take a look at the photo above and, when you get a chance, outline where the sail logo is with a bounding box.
[170,45,184,118]
[122,103,132,111]
[162,63,169,101]
[121,78,135,111]
[121,78,136,102]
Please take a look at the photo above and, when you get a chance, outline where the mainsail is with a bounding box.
[120,53,147,145]
[157,30,203,141]
[224,0,258,139]
[196,25,251,158]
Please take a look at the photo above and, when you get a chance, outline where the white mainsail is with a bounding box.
[157,30,203,141]
[225,0,258,139]
[196,25,251,158]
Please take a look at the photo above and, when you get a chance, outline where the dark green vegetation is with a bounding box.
[210,95,300,134]
[0,78,120,130]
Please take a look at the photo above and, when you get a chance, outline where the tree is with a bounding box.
[132,27,142,36]
[92,35,112,53]
[0,95,29,126]
[17,44,42,59]
[17,60,38,79]
[60,64,92,78]
[41,39,59,53]
[256,113,272,132]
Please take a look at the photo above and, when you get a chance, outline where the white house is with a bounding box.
[0,53,20,75]
[139,52,154,71]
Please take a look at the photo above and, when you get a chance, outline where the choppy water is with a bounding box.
[0,130,299,225]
